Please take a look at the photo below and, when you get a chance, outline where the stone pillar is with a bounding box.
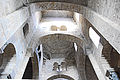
[35,44,43,80]
[98,42,103,59]
[39,44,43,80]
[75,46,87,80]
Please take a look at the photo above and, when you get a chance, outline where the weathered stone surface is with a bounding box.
[29,32,85,53]
[88,0,120,25]
[0,7,29,48]
[0,0,23,17]
[28,0,120,25]
[5,18,34,78]
[28,0,87,6]
[0,0,120,80]
[42,10,73,18]
[0,23,7,48]
[31,2,120,54]
[43,40,74,58]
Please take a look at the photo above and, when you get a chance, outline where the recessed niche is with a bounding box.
[51,25,67,31]
[60,25,67,31]
[51,25,57,31]
[23,23,29,38]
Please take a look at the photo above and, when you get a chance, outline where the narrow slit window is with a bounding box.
[74,43,78,51]
[23,23,29,38]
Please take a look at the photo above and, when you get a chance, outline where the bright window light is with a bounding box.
[74,12,79,23]
[89,27,100,48]
[35,11,41,27]
[74,43,78,51]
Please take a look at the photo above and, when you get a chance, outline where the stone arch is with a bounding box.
[30,1,120,54]
[30,1,117,55]
[27,32,87,79]
[39,34,85,51]
[33,2,89,36]
[3,43,16,55]
[28,33,86,54]
[47,74,74,80]
[30,33,87,80]
[0,43,16,78]
[31,2,93,50]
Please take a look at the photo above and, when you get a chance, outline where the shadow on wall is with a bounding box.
[22,58,33,79]
[47,74,74,80]
[22,52,39,79]
[85,56,98,80]
[32,52,39,79]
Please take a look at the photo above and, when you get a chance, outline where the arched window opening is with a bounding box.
[74,43,77,52]
[23,23,29,38]
[89,27,100,48]
[0,43,16,79]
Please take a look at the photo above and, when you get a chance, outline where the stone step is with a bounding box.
[100,56,114,75]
